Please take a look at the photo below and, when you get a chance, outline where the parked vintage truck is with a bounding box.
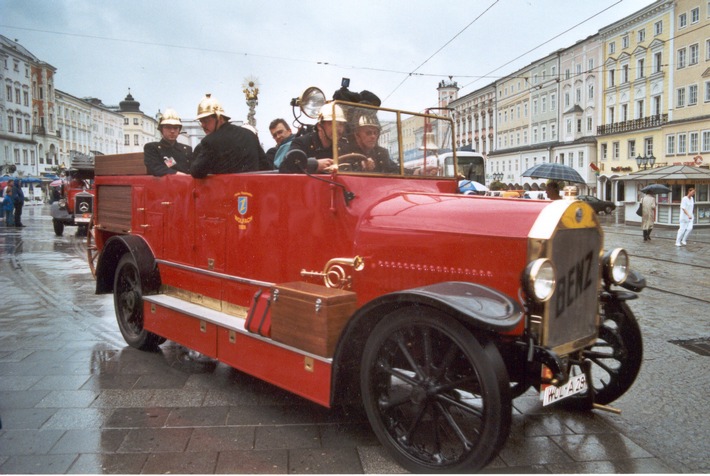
[89,88,643,473]
[50,155,95,236]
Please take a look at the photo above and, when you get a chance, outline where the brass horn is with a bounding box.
[301,256,365,289]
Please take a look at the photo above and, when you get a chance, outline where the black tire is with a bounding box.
[584,301,642,405]
[53,219,64,236]
[604,206,613,214]
[113,253,163,351]
[360,308,511,473]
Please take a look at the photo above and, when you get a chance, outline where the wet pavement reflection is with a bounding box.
[0,205,708,473]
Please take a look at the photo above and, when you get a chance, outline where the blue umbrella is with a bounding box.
[21,177,42,184]
[458,180,489,194]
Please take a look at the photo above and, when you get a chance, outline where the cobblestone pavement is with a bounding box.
[0,205,708,474]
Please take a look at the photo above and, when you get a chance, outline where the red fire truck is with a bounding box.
[89,87,643,473]
[50,155,95,236]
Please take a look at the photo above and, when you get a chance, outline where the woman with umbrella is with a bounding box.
[640,184,670,242]
[641,192,656,242]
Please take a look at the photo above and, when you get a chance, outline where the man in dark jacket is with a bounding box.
[12,178,25,227]
[144,108,192,176]
[190,94,271,178]
[279,103,348,174]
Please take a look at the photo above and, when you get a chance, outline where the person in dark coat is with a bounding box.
[144,108,192,176]
[190,94,272,178]
[279,103,348,174]
[12,178,25,227]
[343,110,399,173]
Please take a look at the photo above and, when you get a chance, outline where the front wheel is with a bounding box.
[113,253,163,351]
[360,308,511,473]
[584,300,643,405]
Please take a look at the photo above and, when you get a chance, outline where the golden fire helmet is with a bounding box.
[317,103,346,123]
[196,94,230,121]
[158,108,182,129]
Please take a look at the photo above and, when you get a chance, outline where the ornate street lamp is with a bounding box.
[636,154,656,170]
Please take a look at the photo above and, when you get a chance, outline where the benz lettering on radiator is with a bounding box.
[555,250,594,316]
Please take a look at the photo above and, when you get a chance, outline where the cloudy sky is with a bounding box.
[3,0,654,149]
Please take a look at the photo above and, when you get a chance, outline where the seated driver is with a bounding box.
[278,103,348,174]
[343,111,399,173]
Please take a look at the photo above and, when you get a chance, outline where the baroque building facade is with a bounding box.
[442,0,708,203]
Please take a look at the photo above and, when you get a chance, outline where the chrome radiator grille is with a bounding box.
[542,227,601,354]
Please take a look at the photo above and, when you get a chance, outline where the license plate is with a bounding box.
[541,372,587,406]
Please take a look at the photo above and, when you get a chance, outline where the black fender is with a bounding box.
[50,202,72,222]
[331,281,522,406]
[619,268,646,293]
[95,235,161,296]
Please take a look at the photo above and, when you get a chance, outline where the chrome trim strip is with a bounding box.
[155,259,274,288]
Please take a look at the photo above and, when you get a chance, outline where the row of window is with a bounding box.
[601,138,654,161]
[5,115,31,135]
[608,19,665,55]
[6,148,36,166]
[675,82,710,107]
[607,95,663,124]
[666,130,710,155]
[490,152,586,174]
[5,85,30,106]
[608,52,664,87]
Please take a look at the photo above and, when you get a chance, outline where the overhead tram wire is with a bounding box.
[461,0,624,93]
[382,0,500,103]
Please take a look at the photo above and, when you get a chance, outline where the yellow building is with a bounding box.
[661,0,710,217]
[597,0,674,202]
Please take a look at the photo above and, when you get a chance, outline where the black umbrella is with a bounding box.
[640,183,671,194]
[521,163,585,183]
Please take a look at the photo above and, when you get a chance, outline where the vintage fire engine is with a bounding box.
[89,87,643,473]
[51,155,95,236]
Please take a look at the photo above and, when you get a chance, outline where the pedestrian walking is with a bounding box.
[675,187,695,246]
[641,192,656,242]
[11,178,25,227]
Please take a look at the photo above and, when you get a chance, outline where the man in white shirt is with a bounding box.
[675,187,695,246]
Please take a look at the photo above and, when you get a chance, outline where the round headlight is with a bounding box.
[602,248,629,285]
[299,87,326,119]
[523,258,556,302]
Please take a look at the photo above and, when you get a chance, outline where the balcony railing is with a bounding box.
[596,114,668,135]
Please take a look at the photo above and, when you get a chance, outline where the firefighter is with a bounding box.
[144,108,192,176]
[345,111,399,173]
[278,103,348,174]
[190,94,272,178]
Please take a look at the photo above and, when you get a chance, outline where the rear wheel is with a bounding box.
[604,206,614,214]
[584,301,642,404]
[113,253,163,351]
[360,309,511,473]
[53,219,64,236]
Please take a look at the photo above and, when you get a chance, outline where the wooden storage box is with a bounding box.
[271,282,357,358]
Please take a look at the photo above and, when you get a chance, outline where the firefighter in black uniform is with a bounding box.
[343,111,399,173]
[144,109,192,176]
[279,103,349,174]
[190,94,272,178]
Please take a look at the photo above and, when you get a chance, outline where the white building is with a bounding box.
[110,91,159,153]
[84,97,124,156]
[1,35,38,177]
[55,89,92,169]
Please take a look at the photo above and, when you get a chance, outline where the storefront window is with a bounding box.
[671,184,683,203]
